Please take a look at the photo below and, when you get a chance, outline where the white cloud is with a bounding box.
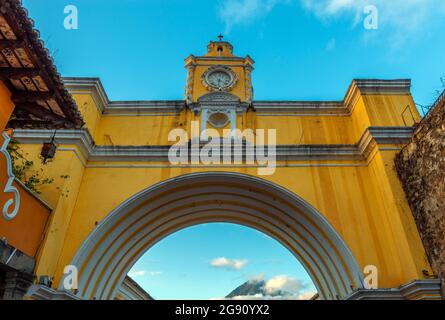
[128,270,146,277]
[214,292,317,300]
[210,257,248,270]
[300,0,445,48]
[301,0,359,16]
[218,1,445,47]
[264,274,305,295]
[211,274,317,300]
[301,0,445,33]
[128,270,162,278]
[211,291,318,300]
[248,273,265,283]
[219,0,287,33]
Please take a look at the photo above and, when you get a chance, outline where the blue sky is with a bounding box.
[23,0,445,106]
[128,223,316,300]
[21,0,445,299]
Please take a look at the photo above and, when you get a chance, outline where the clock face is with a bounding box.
[202,66,238,92]
[207,71,232,90]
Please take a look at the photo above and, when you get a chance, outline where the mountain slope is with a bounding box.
[226,279,287,298]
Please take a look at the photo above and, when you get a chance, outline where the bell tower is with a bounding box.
[184,37,254,137]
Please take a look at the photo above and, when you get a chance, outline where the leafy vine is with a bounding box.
[6,139,69,195]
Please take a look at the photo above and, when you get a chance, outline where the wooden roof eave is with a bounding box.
[0,0,84,129]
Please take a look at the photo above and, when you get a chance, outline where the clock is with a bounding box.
[208,71,231,89]
[202,66,238,92]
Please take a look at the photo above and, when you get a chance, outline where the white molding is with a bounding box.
[345,279,442,300]
[26,285,81,300]
[207,110,230,128]
[62,172,364,300]
[63,77,184,116]
[62,78,412,116]
[106,100,184,115]
[1,131,20,221]
[26,278,151,301]
[63,77,109,113]
[254,101,347,114]
[11,127,414,164]
[230,109,237,137]
[117,276,152,300]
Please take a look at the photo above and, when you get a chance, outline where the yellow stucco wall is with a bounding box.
[81,93,419,147]
[32,146,85,277]
[93,113,181,146]
[9,42,428,295]
[75,94,102,138]
[15,83,430,293]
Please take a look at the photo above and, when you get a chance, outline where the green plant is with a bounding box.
[6,139,68,195]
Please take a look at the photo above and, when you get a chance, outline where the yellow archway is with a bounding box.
[63,172,364,300]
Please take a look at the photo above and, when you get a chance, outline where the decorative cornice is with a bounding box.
[343,79,411,114]
[12,126,413,164]
[352,79,411,95]
[254,101,346,115]
[26,277,152,300]
[256,79,412,115]
[106,100,184,115]
[345,279,442,300]
[191,92,249,115]
[25,285,81,300]
[63,77,109,113]
[357,126,414,157]
[194,56,247,62]
[63,77,184,116]
[63,78,411,116]
[13,128,95,162]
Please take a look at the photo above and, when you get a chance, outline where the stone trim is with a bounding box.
[106,101,184,115]
[63,77,185,115]
[345,279,442,300]
[253,101,346,115]
[26,279,440,300]
[118,276,153,300]
[62,78,411,116]
[25,284,80,300]
[12,127,414,164]
[194,56,247,62]
[25,277,153,300]
[63,77,109,113]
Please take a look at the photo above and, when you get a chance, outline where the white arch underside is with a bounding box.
[64,172,364,300]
